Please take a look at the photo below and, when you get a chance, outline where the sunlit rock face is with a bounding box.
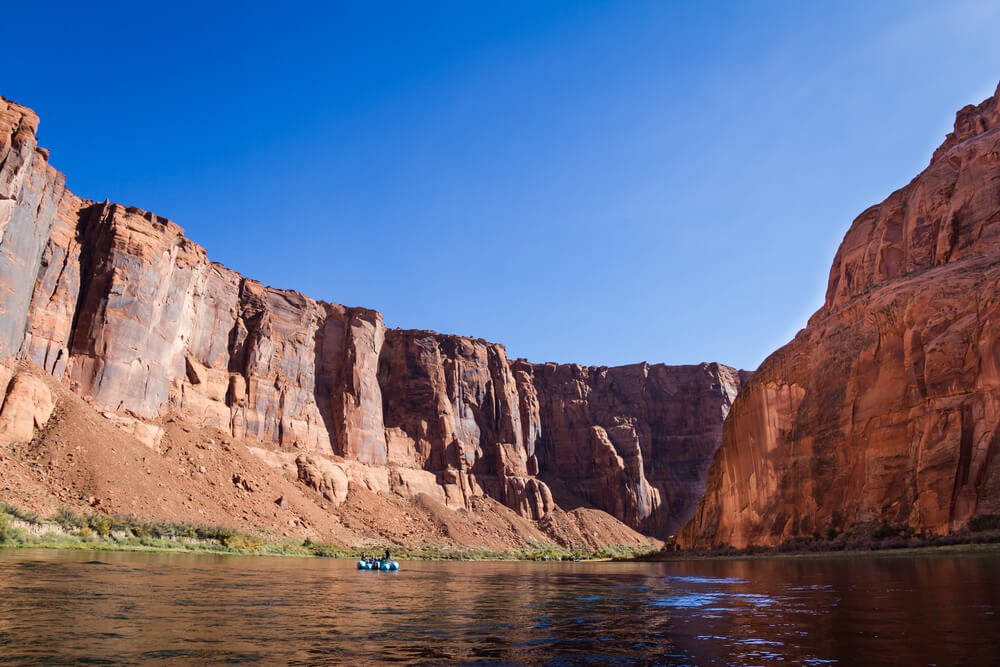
[0,101,81,365]
[0,94,744,539]
[0,372,54,444]
[681,82,1000,549]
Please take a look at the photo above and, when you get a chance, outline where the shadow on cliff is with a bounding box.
[537,472,601,513]
[312,321,338,454]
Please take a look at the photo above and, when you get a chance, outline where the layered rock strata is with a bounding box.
[0,95,743,539]
[682,82,1000,548]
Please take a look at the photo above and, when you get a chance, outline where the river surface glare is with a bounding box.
[0,549,998,665]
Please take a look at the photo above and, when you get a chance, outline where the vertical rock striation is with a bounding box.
[0,94,744,539]
[0,100,81,364]
[527,362,747,536]
[681,82,1000,548]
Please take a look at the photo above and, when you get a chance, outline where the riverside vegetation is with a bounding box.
[645,516,1000,560]
[0,502,653,561]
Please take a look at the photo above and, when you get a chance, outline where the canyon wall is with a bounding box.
[681,82,1000,548]
[0,95,743,539]
[526,361,748,535]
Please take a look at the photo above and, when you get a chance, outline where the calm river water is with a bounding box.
[0,548,997,665]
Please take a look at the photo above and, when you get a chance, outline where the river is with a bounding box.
[0,548,997,665]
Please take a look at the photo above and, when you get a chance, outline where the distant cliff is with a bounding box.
[0,96,744,543]
[681,82,1000,548]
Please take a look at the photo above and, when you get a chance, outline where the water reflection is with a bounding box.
[0,549,997,664]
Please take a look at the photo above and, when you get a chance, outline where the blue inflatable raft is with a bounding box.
[357,559,399,571]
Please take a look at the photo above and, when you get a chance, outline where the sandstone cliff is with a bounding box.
[681,82,1000,548]
[0,95,743,545]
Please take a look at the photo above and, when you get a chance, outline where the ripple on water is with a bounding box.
[729,593,780,607]
[1,551,996,665]
[740,638,785,646]
[652,591,780,610]
[651,592,723,608]
[788,583,834,592]
[72,658,117,665]
[668,575,747,585]
[747,650,785,661]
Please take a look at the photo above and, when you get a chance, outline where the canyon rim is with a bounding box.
[0,94,745,551]
[681,81,1000,549]
[4,81,1000,554]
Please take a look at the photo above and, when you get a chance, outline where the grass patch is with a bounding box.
[0,502,656,562]
[0,502,40,525]
[0,504,314,557]
[382,541,655,562]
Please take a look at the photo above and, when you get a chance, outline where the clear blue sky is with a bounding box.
[5,1,1000,370]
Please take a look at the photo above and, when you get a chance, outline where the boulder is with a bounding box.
[0,373,54,443]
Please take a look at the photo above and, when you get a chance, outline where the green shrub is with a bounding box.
[0,502,40,524]
[222,533,265,552]
[54,507,84,530]
[196,526,237,543]
[88,515,113,537]
[871,522,912,540]
[0,515,25,544]
[307,541,347,558]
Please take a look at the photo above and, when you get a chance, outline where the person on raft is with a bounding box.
[384,547,391,561]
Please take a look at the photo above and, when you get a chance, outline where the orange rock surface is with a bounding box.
[0,95,744,546]
[681,82,1000,548]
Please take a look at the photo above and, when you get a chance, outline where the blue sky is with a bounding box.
[5,1,1000,369]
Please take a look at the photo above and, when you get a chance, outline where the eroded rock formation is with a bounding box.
[0,95,743,540]
[681,81,1000,548]
[527,362,749,535]
[0,371,54,444]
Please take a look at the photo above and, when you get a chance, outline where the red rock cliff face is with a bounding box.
[526,362,747,536]
[0,95,743,539]
[681,82,1000,548]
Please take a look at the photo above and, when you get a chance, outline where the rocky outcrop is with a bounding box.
[0,101,81,365]
[375,332,747,534]
[681,82,1000,548]
[0,94,744,540]
[527,362,747,536]
[378,331,542,513]
[0,372,54,444]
